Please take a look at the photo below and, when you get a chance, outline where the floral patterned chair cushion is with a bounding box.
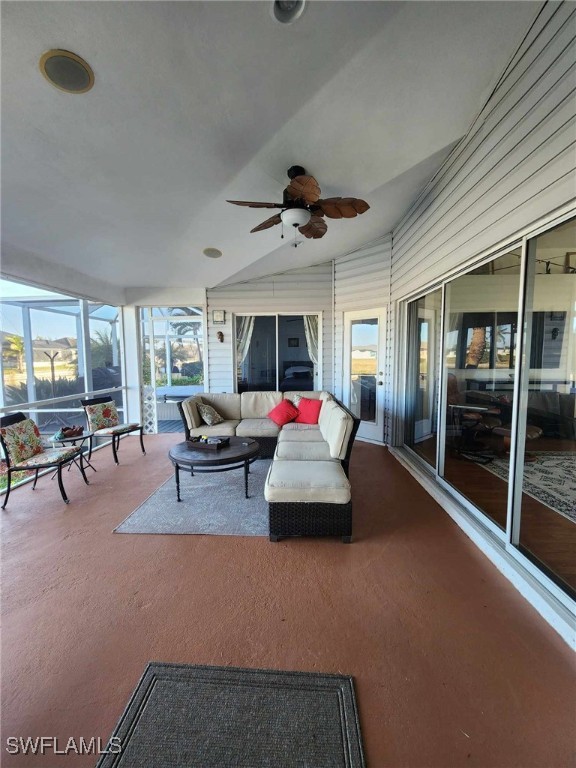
[92,424,140,436]
[85,401,120,431]
[16,446,80,468]
[0,418,44,465]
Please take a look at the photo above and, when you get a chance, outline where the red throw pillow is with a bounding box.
[268,399,299,427]
[295,397,322,424]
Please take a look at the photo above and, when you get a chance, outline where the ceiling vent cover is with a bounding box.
[203,248,223,259]
[39,50,94,93]
[272,0,306,24]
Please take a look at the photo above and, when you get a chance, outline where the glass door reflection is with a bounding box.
[515,217,576,595]
[441,250,522,530]
[405,289,442,468]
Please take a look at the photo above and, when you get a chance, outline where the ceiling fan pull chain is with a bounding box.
[281,221,284,239]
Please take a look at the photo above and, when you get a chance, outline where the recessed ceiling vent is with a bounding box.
[203,248,223,259]
[272,0,306,24]
[39,50,94,93]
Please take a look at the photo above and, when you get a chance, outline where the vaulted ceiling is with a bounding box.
[1,1,540,300]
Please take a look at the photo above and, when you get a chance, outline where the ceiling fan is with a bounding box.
[227,165,370,245]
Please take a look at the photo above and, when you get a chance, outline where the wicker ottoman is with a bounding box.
[264,460,352,543]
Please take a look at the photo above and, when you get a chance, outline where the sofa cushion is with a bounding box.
[241,391,282,418]
[295,397,323,424]
[281,422,321,431]
[236,418,281,438]
[197,402,224,426]
[264,460,351,504]
[318,398,338,433]
[181,397,202,430]
[319,402,354,460]
[268,399,299,426]
[199,393,241,420]
[278,429,324,442]
[188,421,239,437]
[283,391,332,404]
[275,441,334,461]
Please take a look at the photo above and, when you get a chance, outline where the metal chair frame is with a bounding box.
[80,397,145,465]
[0,412,88,508]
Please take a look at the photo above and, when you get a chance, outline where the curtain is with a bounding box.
[236,316,255,364]
[303,315,319,366]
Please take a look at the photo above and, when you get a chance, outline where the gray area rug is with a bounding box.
[483,451,576,522]
[114,460,270,536]
[96,663,365,768]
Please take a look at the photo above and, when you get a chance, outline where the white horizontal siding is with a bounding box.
[392,1,576,301]
[206,263,333,393]
[388,1,576,447]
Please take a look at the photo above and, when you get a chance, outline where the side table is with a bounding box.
[51,431,97,474]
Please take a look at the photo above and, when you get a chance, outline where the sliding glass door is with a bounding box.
[441,249,522,529]
[514,218,576,591]
[236,316,277,392]
[403,214,576,598]
[235,314,320,393]
[405,290,442,467]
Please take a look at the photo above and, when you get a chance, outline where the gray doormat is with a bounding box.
[114,460,270,536]
[96,662,365,768]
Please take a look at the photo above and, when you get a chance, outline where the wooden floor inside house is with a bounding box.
[1,435,575,767]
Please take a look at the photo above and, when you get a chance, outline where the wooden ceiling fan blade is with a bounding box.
[316,198,344,219]
[285,175,321,204]
[299,215,327,239]
[227,200,283,209]
[352,198,370,214]
[250,214,282,233]
[316,196,370,218]
[338,198,360,218]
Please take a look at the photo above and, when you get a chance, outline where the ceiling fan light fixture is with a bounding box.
[272,0,306,25]
[281,208,311,228]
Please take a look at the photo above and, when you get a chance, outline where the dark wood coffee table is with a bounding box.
[168,437,260,501]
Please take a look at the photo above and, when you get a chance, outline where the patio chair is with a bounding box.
[446,374,502,461]
[81,397,145,465]
[0,412,89,509]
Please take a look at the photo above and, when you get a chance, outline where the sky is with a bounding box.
[0,278,68,300]
[0,279,78,339]
[0,279,116,340]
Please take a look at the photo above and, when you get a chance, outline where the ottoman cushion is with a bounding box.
[264,460,351,504]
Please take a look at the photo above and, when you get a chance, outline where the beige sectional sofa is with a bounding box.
[178,390,332,453]
[177,391,360,542]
